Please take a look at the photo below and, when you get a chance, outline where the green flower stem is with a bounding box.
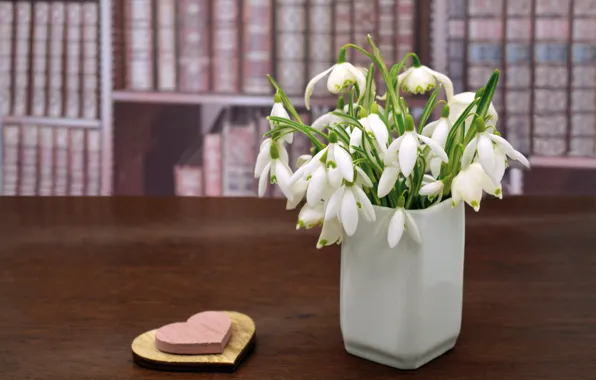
[266,116,327,150]
[331,112,383,173]
[266,75,303,124]
[417,84,442,133]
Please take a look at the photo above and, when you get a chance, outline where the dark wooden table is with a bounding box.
[0,197,595,379]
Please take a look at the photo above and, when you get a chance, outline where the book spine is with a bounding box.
[396,0,415,60]
[2,125,20,195]
[48,2,65,117]
[177,0,210,92]
[38,126,54,196]
[222,119,256,196]
[85,129,101,195]
[53,127,69,195]
[82,2,99,119]
[308,0,333,96]
[69,128,85,195]
[275,0,306,96]
[213,0,239,93]
[13,2,31,116]
[31,2,50,117]
[242,0,273,94]
[203,133,222,196]
[65,3,82,118]
[174,166,203,196]
[19,125,39,196]
[0,2,14,116]
[125,0,153,90]
[156,0,177,91]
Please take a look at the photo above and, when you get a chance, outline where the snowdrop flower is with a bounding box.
[398,65,454,100]
[451,162,502,211]
[385,115,449,178]
[324,170,375,236]
[269,94,293,143]
[316,216,343,249]
[419,177,444,197]
[296,201,325,229]
[305,62,366,109]
[387,198,421,248]
[285,154,312,210]
[358,107,389,153]
[378,160,401,198]
[448,92,498,132]
[254,138,293,199]
[311,111,345,131]
[462,119,530,185]
[421,105,452,149]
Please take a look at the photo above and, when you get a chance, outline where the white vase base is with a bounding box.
[344,336,458,370]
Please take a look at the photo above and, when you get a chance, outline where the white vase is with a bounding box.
[340,199,465,370]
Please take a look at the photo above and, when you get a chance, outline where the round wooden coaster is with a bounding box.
[132,311,256,372]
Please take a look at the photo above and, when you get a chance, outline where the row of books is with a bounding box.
[0,1,99,119]
[174,108,317,197]
[118,0,415,96]
[2,124,101,196]
[445,0,596,157]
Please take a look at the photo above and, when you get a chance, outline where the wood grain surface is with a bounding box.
[0,197,595,380]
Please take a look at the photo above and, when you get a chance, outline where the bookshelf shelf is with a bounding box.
[111,91,338,108]
[529,156,596,169]
[2,116,101,129]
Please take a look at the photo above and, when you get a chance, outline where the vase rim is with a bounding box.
[371,197,455,215]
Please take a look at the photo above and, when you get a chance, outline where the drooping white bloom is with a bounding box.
[462,122,530,186]
[358,113,389,153]
[451,162,502,211]
[316,216,343,249]
[254,138,293,199]
[378,160,401,198]
[305,62,366,109]
[325,141,355,188]
[311,111,344,131]
[269,100,293,143]
[448,92,498,131]
[296,201,325,229]
[398,65,454,100]
[421,115,451,149]
[324,171,375,236]
[419,178,444,197]
[385,127,449,178]
[387,207,421,248]
[285,154,312,210]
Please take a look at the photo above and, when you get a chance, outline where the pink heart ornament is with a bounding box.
[155,311,233,355]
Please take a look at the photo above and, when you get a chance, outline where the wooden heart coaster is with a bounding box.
[155,311,233,354]
[132,311,255,372]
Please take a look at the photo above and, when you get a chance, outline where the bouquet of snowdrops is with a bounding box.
[255,35,529,249]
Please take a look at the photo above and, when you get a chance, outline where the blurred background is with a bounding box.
[0,0,594,197]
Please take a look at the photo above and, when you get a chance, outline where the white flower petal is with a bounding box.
[418,134,448,163]
[378,165,399,198]
[431,119,450,148]
[325,186,345,221]
[349,128,363,152]
[421,119,439,138]
[384,135,404,165]
[254,147,271,178]
[286,178,307,210]
[275,161,294,199]
[297,202,325,229]
[296,154,312,168]
[461,138,478,170]
[430,156,442,178]
[368,114,389,149]
[419,180,443,196]
[341,188,359,236]
[488,133,517,157]
[306,166,328,206]
[276,141,290,166]
[311,113,331,131]
[334,145,354,182]
[513,150,530,168]
[355,166,373,188]
[404,211,421,243]
[317,217,343,249]
[428,68,455,102]
[305,65,335,110]
[398,133,418,177]
[346,64,367,101]
[353,185,375,222]
[477,134,498,185]
[258,162,271,197]
[388,209,405,248]
[328,167,343,188]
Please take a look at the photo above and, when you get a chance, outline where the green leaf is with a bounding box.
[417,85,442,133]
[472,70,499,127]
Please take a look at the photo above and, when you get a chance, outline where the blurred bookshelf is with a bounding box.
[0,0,427,196]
